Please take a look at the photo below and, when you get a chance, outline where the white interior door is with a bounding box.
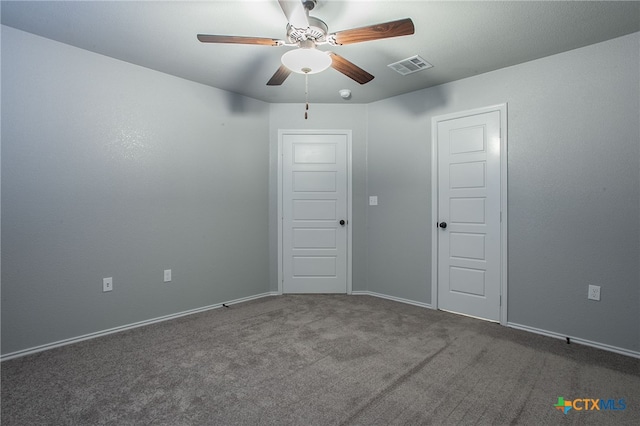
[436,109,502,321]
[282,133,348,293]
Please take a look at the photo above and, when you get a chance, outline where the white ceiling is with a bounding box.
[2,1,639,104]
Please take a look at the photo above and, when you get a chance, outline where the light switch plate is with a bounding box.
[369,196,378,206]
[103,277,113,292]
[164,269,172,283]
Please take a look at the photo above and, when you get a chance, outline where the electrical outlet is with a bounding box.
[588,285,600,301]
[103,277,113,292]
[164,269,172,283]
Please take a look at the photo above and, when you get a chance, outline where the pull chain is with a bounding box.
[304,72,309,120]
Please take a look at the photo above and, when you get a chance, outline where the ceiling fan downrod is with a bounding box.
[302,0,317,13]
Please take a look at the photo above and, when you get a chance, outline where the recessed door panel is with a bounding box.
[449,125,486,155]
[293,228,337,249]
[450,161,486,189]
[293,256,337,277]
[450,198,486,224]
[293,200,336,220]
[450,233,485,260]
[450,267,485,296]
[294,143,337,164]
[293,171,337,192]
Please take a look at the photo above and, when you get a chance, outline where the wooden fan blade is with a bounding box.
[329,53,374,85]
[197,34,281,46]
[278,0,309,29]
[331,18,414,45]
[267,65,292,86]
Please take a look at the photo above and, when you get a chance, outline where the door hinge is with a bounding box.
[500,295,502,306]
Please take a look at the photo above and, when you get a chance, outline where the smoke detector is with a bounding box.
[388,55,433,75]
[339,89,352,99]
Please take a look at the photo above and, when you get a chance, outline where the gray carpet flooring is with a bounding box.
[1,294,638,425]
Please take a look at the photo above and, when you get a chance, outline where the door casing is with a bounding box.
[430,104,508,325]
[277,129,353,295]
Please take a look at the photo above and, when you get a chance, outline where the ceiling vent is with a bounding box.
[388,55,433,75]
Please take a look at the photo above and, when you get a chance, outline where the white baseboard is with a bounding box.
[352,291,433,310]
[507,322,640,359]
[353,292,638,359]
[5,292,637,361]
[1,292,279,362]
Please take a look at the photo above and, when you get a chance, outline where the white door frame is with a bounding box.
[430,104,508,325]
[277,129,353,295]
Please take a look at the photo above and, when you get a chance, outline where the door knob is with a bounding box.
[339,220,346,226]
[439,222,447,229]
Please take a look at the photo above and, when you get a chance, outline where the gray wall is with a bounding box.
[1,27,270,355]
[366,32,640,352]
[268,103,368,293]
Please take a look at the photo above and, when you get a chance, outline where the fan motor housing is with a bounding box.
[287,16,328,43]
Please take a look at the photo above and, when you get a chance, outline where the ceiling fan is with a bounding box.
[197,0,415,86]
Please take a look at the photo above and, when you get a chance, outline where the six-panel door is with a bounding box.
[437,111,501,321]
[282,133,348,293]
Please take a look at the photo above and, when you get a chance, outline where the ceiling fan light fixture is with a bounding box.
[281,48,331,74]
